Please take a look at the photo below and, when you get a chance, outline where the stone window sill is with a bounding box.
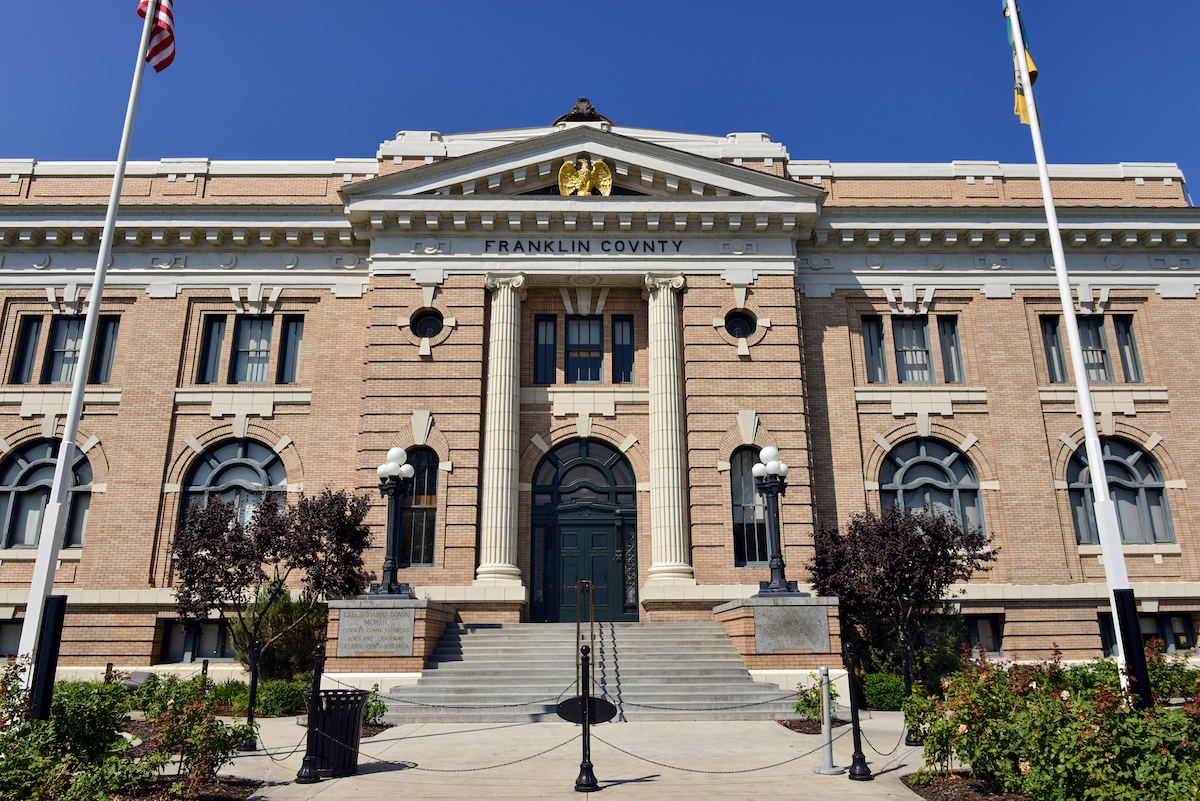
[0,548,82,564]
[1078,543,1181,556]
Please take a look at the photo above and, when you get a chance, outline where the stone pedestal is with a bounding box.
[713,595,842,671]
[326,598,457,673]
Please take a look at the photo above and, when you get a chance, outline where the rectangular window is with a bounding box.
[87,316,120,384]
[42,317,84,385]
[277,315,304,385]
[566,316,603,384]
[159,620,237,664]
[1041,316,1068,384]
[230,316,272,385]
[937,316,964,384]
[1078,318,1112,383]
[862,315,887,384]
[893,315,933,384]
[965,614,1004,657]
[612,316,634,384]
[0,623,21,657]
[1113,315,1142,383]
[197,316,226,385]
[11,316,43,385]
[534,315,556,384]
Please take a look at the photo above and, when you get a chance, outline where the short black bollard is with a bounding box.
[844,642,873,781]
[104,663,114,684]
[574,645,600,793]
[295,643,326,784]
[202,658,209,679]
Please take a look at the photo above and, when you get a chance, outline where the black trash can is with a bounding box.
[303,688,370,777]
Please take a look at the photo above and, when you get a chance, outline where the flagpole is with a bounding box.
[1004,0,1147,699]
[17,0,162,665]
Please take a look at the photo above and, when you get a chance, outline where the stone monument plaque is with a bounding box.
[753,606,830,654]
[337,607,415,657]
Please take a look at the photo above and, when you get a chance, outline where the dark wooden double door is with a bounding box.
[531,500,638,622]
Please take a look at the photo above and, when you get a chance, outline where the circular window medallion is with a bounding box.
[411,309,445,338]
[724,310,757,339]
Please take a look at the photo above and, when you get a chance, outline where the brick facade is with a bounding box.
[1,117,1197,673]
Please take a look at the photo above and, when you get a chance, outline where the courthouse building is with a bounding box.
[0,100,1197,670]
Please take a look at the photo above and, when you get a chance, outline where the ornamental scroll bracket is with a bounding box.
[485,272,528,300]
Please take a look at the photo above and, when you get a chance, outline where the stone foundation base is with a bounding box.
[326,598,456,673]
[713,595,843,671]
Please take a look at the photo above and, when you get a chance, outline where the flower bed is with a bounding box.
[904,647,1200,800]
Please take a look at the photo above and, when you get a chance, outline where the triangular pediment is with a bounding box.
[342,126,823,201]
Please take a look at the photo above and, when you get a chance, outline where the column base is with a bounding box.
[645,564,697,584]
[474,564,523,585]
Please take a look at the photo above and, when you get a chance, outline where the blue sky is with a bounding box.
[2,1,1197,186]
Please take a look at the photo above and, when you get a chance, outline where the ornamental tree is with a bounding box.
[808,504,997,688]
[171,488,372,723]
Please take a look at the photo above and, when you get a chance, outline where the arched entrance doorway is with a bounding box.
[529,438,638,622]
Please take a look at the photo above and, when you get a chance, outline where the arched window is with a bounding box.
[0,439,93,549]
[182,438,287,525]
[879,437,983,532]
[401,447,438,566]
[730,447,768,564]
[1067,438,1172,545]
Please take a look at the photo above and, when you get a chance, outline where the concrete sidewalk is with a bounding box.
[222,710,926,800]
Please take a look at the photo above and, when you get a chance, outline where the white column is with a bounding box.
[475,272,526,585]
[643,272,695,583]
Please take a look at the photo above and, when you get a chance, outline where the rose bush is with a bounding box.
[904,648,1200,800]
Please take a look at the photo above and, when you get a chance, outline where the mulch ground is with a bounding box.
[902,772,1032,801]
[111,777,261,801]
[777,718,849,735]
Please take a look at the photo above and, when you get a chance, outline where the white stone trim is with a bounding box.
[1038,387,1168,417]
[174,387,312,418]
[953,581,1200,602]
[0,388,122,418]
[1078,543,1181,556]
[854,387,987,417]
[519,386,649,418]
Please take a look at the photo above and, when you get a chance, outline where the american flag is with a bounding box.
[137,0,175,72]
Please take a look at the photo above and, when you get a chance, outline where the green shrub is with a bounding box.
[860,672,905,710]
[0,661,156,801]
[904,650,1200,800]
[149,680,253,799]
[1144,638,1200,703]
[232,679,307,717]
[364,684,388,725]
[229,589,328,681]
[50,680,133,762]
[132,674,211,720]
[793,676,840,720]
[211,678,248,708]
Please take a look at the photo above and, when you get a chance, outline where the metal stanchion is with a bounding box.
[104,663,114,684]
[574,645,600,793]
[295,643,326,784]
[844,643,873,781]
[813,665,846,775]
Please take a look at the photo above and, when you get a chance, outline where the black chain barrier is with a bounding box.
[860,724,908,757]
[312,727,582,773]
[590,726,852,775]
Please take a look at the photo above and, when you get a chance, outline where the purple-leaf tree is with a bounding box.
[171,488,371,733]
[808,504,997,689]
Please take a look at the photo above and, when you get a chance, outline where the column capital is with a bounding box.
[642,272,685,299]
[485,271,527,299]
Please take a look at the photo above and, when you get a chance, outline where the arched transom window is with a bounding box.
[879,437,983,532]
[0,439,93,549]
[1068,438,1172,545]
[183,438,287,524]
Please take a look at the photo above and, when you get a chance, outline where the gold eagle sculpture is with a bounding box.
[558,157,612,196]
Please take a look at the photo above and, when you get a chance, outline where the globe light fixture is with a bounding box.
[371,445,416,597]
[752,446,799,595]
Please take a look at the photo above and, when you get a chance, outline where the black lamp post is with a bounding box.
[751,446,799,595]
[371,447,416,597]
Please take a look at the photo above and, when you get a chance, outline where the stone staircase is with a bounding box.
[383,622,801,724]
